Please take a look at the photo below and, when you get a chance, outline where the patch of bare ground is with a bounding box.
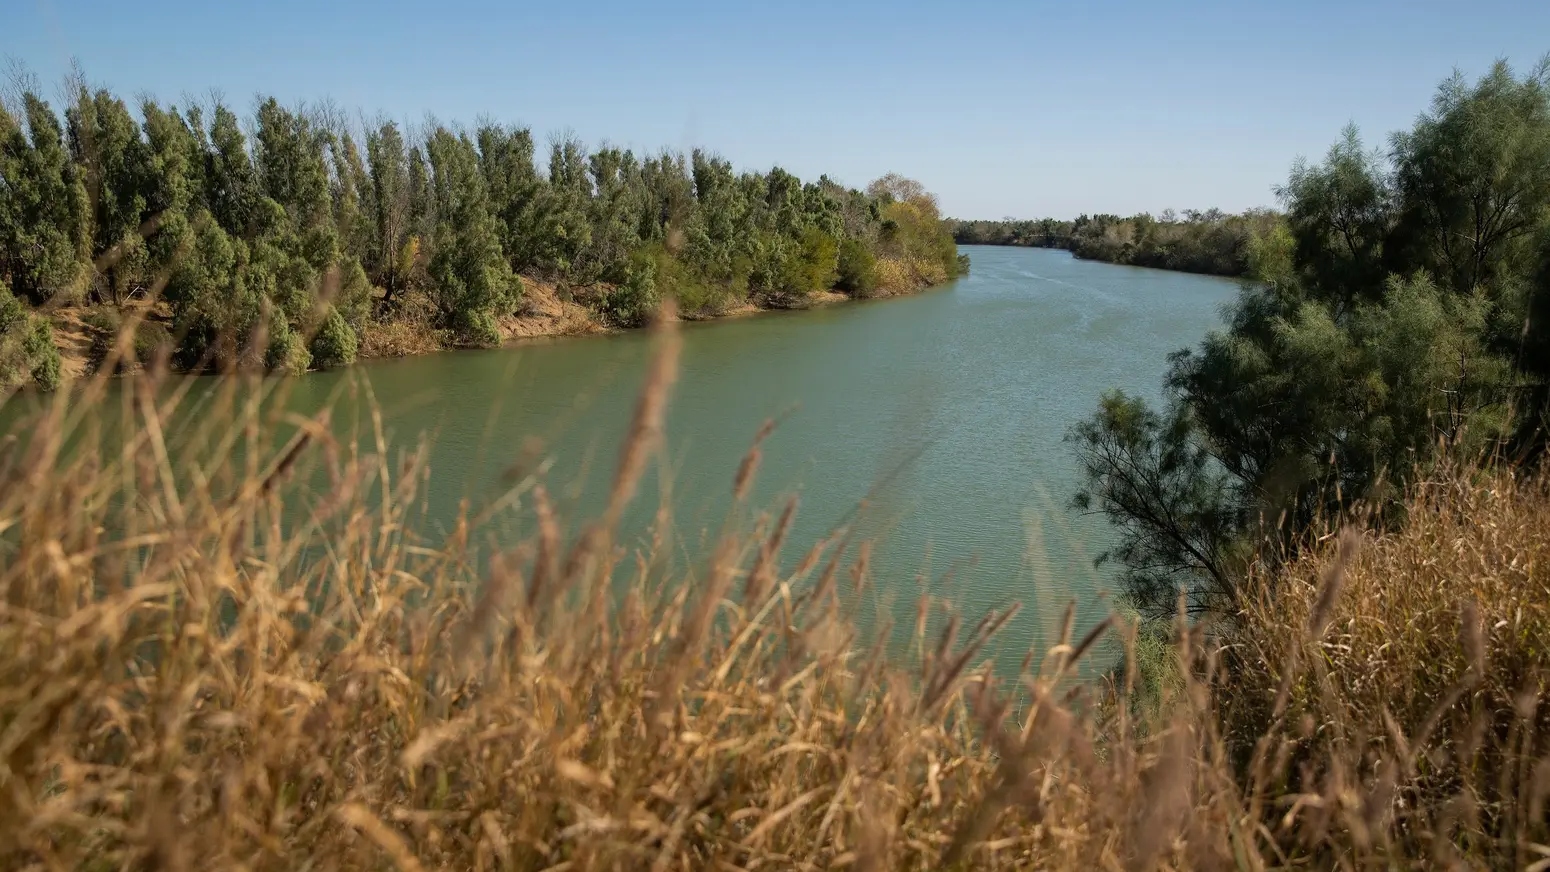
[42,275,942,377]
[48,300,174,380]
[48,309,98,382]
[716,290,853,320]
[501,278,604,339]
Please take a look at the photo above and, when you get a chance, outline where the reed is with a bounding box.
[1,315,1547,870]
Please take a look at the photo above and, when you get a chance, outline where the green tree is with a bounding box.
[140,100,204,292]
[583,146,646,282]
[0,94,89,304]
[426,128,518,345]
[640,151,694,243]
[475,124,541,273]
[1277,126,1392,313]
[254,98,332,234]
[537,136,594,278]
[406,145,433,244]
[202,103,260,237]
[1389,59,1550,298]
[66,87,149,303]
[365,122,415,304]
[1072,59,1550,620]
[329,131,373,265]
[835,236,878,296]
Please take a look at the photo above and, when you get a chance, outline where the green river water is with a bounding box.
[9,245,1240,661]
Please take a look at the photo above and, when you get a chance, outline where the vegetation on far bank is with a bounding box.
[0,70,963,389]
[951,209,1281,278]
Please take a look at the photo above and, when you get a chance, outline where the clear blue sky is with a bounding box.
[5,0,1547,219]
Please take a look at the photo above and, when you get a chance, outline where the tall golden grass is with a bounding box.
[1,310,1547,869]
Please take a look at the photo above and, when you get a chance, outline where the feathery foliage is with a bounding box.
[1070,57,1550,619]
[0,76,963,385]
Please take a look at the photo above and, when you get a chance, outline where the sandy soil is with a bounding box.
[43,276,938,383]
[500,278,606,339]
[49,309,100,382]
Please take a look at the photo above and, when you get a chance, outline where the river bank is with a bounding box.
[950,209,1284,280]
[1,78,967,393]
[43,265,955,384]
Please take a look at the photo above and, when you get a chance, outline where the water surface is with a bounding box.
[14,246,1240,660]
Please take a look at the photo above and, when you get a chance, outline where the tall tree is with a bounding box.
[1389,59,1550,298]
[1071,59,1550,621]
[425,127,518,344]
[329,131,373,265]
[475,123,543,274]
[584,146,645,281]
[140,100,203,291]
[0,94,89,304]
[253,98,332,235]
[540,135,593,278]
[365,121,413,304]
[202,103,259,238]
[66,88,148,303]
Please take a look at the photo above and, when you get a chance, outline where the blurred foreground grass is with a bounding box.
[2,313,1548,870]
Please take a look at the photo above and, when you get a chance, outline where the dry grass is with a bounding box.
[360,290,447,358]
[1224,469,1550,867]
[874,256,951,296]
[1,312,1548,870]
[360,317,447,358]
[873,257,915,295]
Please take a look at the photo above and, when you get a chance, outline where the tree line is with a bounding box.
[0,75,964,389]
[951,209,1283,277]
[1069,57,1550,620]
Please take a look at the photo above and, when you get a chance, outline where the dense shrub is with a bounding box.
[20,318,60,390]
[836,236,879,296]
[309,307,360,368]
[4,83,960,375]
[597,260,660,328]
[0,286,61,390]
[454,308,502,348]
[264,316,312,374]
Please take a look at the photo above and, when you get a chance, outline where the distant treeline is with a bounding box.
[0,74,963,389]
[950,209,1283,277]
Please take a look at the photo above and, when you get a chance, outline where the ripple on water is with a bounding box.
[5,246,1238,672]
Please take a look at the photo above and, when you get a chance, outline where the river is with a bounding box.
[10,245,1240,663]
